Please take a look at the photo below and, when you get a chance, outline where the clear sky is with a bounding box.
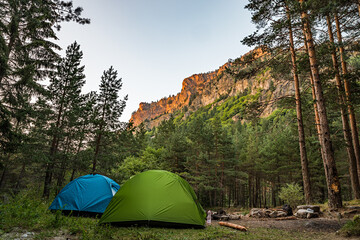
[55,0,255,121]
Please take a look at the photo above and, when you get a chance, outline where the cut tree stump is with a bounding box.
[218,222,248,231]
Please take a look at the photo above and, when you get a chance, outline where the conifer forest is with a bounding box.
[1,1,360,239]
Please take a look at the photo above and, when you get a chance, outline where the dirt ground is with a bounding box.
[212,217,348,232]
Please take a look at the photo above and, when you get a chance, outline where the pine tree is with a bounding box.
[69,91,98,181]
[243,0,312,204]
[0,0,89,155]
[0,0,89,193]
[92,66,127,173]
[333,11,360,185]
[323,7,360,198]
[299,0,342,208]
[43,41,86,198]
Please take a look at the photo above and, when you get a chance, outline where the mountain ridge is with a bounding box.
[130,50,294,128]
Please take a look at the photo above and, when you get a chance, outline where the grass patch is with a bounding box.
[0,191,348,239]
[338,215,360,237]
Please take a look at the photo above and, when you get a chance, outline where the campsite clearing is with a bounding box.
[0,217,354,240]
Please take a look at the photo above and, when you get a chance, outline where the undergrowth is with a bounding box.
[0,190,350,239]
[338,215,360,237]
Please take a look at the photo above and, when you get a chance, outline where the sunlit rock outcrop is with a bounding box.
[130,50,294,129]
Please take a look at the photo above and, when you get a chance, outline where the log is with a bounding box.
[218,222,248,231]
[274,216,297,221]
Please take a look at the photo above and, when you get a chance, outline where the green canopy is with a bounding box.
[99,170,206,228]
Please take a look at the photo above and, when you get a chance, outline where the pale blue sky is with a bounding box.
[56,0,255,121]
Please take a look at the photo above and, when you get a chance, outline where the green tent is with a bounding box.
[99,170,206,228]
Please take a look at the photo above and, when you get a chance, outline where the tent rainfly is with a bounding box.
[99,170,206,228]
[49,174,120,215]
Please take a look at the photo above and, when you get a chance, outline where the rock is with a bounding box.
[250,208,263,218]
[212,214,229,221]
[232,212,242,216]
[21,232,35,238]
[229,214,240,220]
[295,209,319,219]
[295,209,309,218]
[218,209,227,215]
[130,49,293,129]
[264,209,273,217]
[269,211,278,218]
[307,212,319,219]
[296,205,320,213]
[250,208,291,218]
[276,211,288,218]
[282,204,293,216]
[269,210,288,218]
[219,215,229,221]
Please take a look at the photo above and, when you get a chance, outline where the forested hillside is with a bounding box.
[1,0,360,214]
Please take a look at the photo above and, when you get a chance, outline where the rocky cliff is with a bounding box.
[130,50,294,128]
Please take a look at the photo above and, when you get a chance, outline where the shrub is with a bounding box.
[338,215,360,237]
[278,183,304,208]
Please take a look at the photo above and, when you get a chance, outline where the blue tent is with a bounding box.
[49,174,120,214]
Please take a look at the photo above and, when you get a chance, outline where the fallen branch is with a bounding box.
[218,222,248,231]
[274,216,297,221]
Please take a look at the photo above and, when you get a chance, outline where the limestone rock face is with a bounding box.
[130,50,294,128]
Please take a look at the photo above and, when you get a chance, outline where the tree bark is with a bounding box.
[271,181,276,207]
[248,175,253,208]
[326,15,360,199]
[334,13,360,184]
[0,164,7,189]
[221,161,224,207]
[255,175,260,207]
[70,168,76,182]
[92,129,103,174]
[219,222,247,231]
[299,0,342,208]
[286,4,312,204]
[301,26,327,183]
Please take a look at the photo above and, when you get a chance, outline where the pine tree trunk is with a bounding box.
[55,135,72,194]
[272,182,276,207]
[209,190,212,207]
[214,189,217,207]
[286,4,311,204]
[248,175,252,208]
[334,13,360,184]
[221,161,224,207]
[0,164,7,189]
[263,186,267,208]
[70,169,76,182]
[299,0,342,208]
[302,27,327,180]
[326,15,360,199]
[252,176,256,207]
[228,187,231,208]
[92,130,103,174]
[256,176,261,207]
